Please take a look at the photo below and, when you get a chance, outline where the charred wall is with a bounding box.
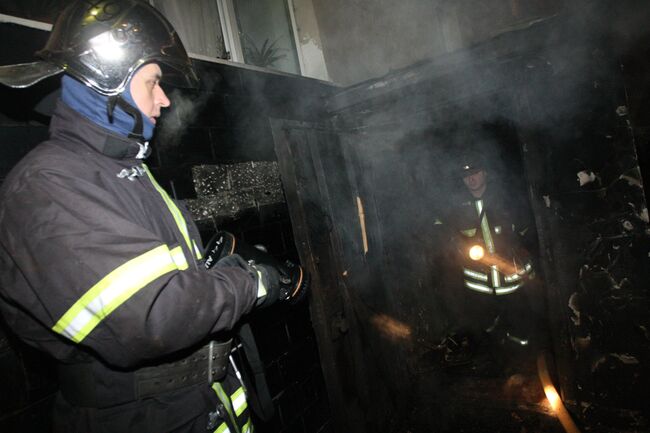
[272,9,650,433]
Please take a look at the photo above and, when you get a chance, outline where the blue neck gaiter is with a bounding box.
[61,74,155,141]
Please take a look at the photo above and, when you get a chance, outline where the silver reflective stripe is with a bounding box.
[463,268,488,282]
[52,245,187,343]
[504,272,522,283]
[193,240,203,260]
[495,283,522,295]
[491,265,500,288]
[255,270,267,298]
[475,200,495,253]
[464,280,493,294]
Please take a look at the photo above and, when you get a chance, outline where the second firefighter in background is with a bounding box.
[438,152,540,365]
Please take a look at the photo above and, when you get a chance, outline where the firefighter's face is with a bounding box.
[130,63,171,125]
[463,169,487,193]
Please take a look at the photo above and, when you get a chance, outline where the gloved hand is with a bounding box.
[251,263,281,308]
[252,260,310,308]
[203,231,310,308]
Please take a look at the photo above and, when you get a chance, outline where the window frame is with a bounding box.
[1,2,312,80]
[150,0,304,75]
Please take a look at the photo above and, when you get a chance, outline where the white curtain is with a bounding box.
[153,0,227,59]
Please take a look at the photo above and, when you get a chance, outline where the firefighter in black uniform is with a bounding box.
[0,1,299,432]
[439,153,537,366]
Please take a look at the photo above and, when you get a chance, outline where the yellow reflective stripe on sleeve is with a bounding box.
[231,387,247,417]
[170,245,189,271]
[143,165,198,259]
[52,245,186,343]
[214,423,230,433]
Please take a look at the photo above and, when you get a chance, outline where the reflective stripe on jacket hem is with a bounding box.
[52,244,188,343]
[463,268,488,282]
[464,280,522,295]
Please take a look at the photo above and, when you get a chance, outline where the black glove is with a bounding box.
[204,231,310,308]
[252,260,310,308]
[251,263,282,309]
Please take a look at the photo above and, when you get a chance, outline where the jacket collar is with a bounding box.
[49,100,147,160]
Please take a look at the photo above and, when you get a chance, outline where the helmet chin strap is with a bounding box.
[107,94,145,143]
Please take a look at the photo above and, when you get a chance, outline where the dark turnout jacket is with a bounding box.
[449,185,534,297]
[0,101,257,432]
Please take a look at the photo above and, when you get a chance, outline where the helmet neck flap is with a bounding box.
[61,74,154,144]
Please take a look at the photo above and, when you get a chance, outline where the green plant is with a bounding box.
[241,34,287,68]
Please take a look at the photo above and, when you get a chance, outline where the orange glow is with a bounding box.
[538,354,582,433]
[543,385,561,411]
[469,245,485,261]
[371,314,412,341]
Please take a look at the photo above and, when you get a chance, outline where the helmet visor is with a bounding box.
[0,61,63,89]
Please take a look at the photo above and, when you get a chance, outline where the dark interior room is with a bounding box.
[1,1,649,433]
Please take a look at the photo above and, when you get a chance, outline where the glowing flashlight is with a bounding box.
[469,245,485,261]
